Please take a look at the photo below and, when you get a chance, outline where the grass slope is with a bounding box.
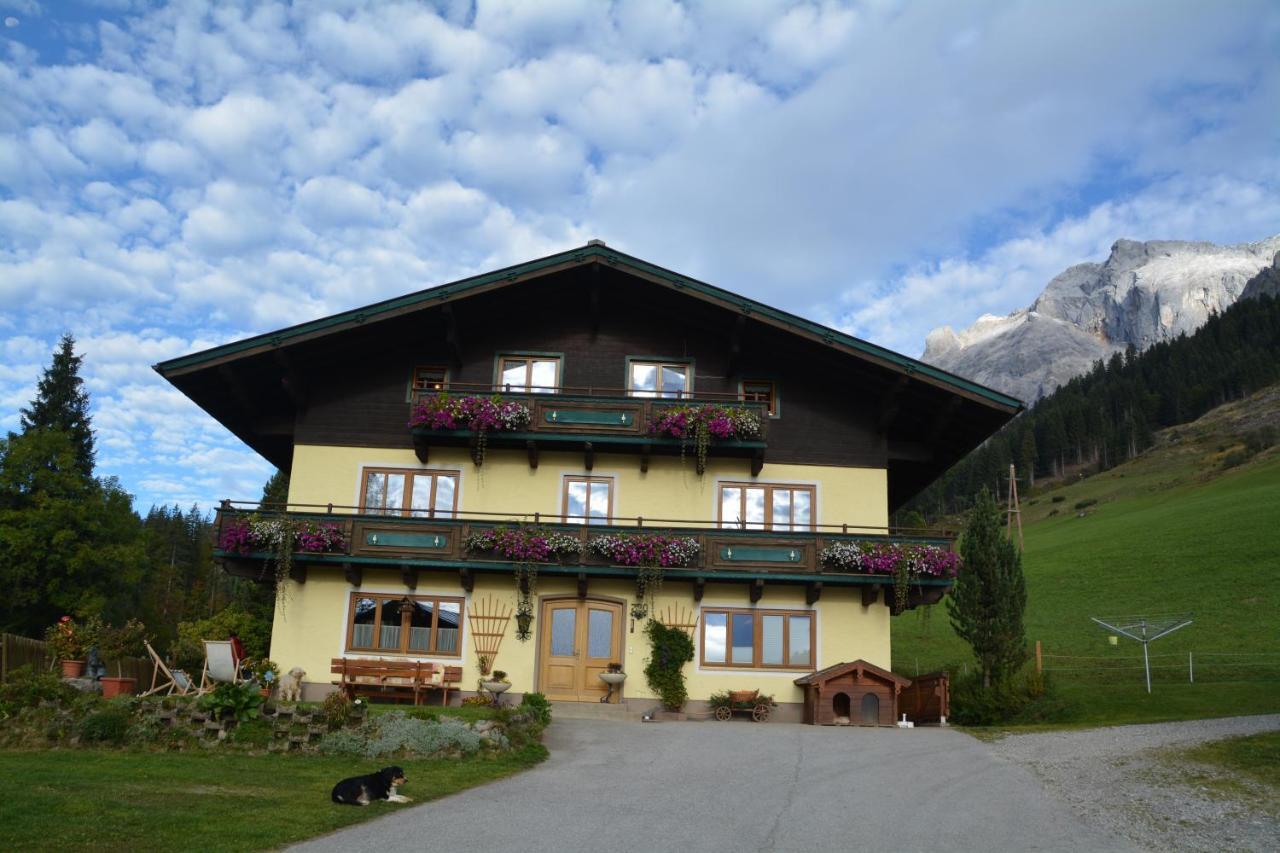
[0,745,546,852]
[894,385,1280,725]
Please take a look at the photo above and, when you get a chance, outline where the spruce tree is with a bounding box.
[947,488,1028,688]
[20,334,95,478]
[258,469,290,510]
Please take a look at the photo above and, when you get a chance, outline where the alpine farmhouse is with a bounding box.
[156,242,1020,719]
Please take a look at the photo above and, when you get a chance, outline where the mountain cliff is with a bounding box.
[922,235,1280,402]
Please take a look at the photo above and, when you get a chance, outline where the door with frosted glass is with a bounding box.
[538,599,623,701]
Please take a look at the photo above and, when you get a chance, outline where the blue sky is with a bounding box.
[2,0,1278,513]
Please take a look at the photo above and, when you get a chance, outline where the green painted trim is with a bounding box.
[216,549,953,587]
[718,544,804,563]
[363,530,449,549]
[155,243,1020,411]
[543,408,636,427]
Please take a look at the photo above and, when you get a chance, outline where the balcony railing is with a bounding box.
[214,502,956,612]
[407,386,769,474]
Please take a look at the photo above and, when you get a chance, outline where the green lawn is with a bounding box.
[0,745,546,852]
[1184,731,1280,790]
[894,432,1280,726]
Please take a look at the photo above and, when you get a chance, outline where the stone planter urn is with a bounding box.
[60,659,86,678]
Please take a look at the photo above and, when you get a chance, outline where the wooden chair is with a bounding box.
[440,665,464,706]
[141,640,199,697]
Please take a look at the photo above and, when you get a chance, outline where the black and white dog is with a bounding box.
[331,766,412,806]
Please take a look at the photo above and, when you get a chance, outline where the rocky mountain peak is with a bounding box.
[922,234,1280,403]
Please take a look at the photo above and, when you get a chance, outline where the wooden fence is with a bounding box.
[0,633,154,685]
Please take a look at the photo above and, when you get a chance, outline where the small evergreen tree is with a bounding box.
[947,488,1028,688]
[19,334,95,478]
[258,469,290,510]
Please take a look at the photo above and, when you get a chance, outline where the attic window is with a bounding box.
[499,355,560,393]
[741,379,778,417]
[628,360,690,398]
[410,365,449,401]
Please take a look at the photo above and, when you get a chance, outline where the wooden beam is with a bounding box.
[725,313,747,377]
[584,441,594,471]
[877,376,910,434]
[751,447,765,478]
[692,577,705,602]
[805,581,823,606]
[577,573,588,599]
[861,585,879,607]
[887,440,933,463]
[288,563,307,584]
[640,443,651,473]
[343,562,362,587]
[526,439,539,469]
[459,568,474,593]
[442,303,464,367]
[412,432,430,464]
[400,565,418,590]
[273,350,307,411]
[748,578,764,603]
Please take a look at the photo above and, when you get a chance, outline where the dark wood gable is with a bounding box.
[156,243,1020,508]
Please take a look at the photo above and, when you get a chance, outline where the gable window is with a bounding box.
[361,468,458,518]
[629,360,690,398]
[701,608,814,669]
[498,355,560,393]
[741,379,778,417]
[718,482,814,531]
[348,593,463,656]
[563,476,613,525]
[408,365,449,403]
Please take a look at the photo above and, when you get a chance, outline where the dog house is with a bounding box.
[899,671,950,725]
[794,660,911,726]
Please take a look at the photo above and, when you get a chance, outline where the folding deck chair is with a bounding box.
[200,639,244,691]
[141,640,199,697]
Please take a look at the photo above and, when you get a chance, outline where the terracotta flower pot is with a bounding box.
[100,676,137,699]
[260,686,272,699]
[60,659,86,678]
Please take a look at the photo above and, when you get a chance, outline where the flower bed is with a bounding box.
[462,526,583,562]
[408,394,531,432]
[587,533,700,568]
[218,517,347,556]
[818,541,960,578]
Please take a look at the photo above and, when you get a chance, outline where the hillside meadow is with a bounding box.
[893,401,1280,726]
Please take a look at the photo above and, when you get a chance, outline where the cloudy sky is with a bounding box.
[2,0,1278,512]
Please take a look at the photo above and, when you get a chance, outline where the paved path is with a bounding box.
[293,720,1134,853]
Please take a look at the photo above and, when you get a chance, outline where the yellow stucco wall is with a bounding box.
[272,443,892,700]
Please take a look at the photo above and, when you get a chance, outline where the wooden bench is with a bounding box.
[330,658,465,706]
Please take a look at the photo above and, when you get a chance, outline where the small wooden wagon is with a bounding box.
[711,689,773,722]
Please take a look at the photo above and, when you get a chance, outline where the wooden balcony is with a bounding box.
[409,386,769,475]
[214,503,956,613]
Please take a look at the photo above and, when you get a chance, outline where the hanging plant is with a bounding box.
[818,541,961,613]
[218,515,347,611]
[588,533,700,621]
[408,393,532,466]
[463,525,581,643]
[647,404,761,472]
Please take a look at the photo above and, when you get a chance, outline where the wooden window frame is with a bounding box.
[408,365,450,402]
[740,378,780,418]
[359,467,460,518]
[699,607,816,670]
[561,475,615,525]
[625,357,694,398]
[716,482,816,531]
[346,592,464,658]
[496,354,562,393]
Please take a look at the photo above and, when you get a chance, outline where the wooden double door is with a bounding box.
[538,598,624,702]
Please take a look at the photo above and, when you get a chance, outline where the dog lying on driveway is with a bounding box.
[331,766,412,806]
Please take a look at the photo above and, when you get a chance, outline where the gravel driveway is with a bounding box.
[988,714,1280,852]
[292,719,1132,853]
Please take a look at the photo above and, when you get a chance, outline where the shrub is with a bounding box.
[519,692,552,726]
[320,691,356,728]
[1050,495,1065,503]
[171,604,270,673]
[0,666,77,718]
[319,712,483,758]
[643,620,694,711]
[1073,498,1097,510]
[79,707,131,744]
[1244,426,1277,454]
[950,669,1064,725]
[198,682,262,722]
[462,695,491,706]
[1220,449,1251,469]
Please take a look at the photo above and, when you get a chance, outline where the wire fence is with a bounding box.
[1039,650,1280,685]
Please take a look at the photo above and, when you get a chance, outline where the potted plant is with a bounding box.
[250,659,280,698]
[599,662,626,703]
[97,619,148,698]
[45,616,91,678]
